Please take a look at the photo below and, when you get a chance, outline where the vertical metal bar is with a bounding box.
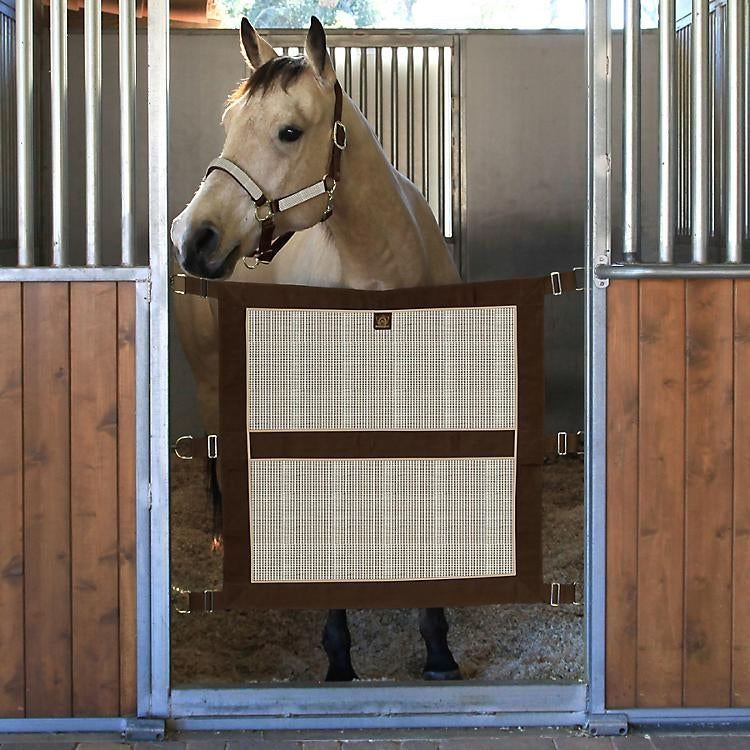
[659,0,676,262]
[375,46,383,144]
[438,46,445,234]
[85,0,102,266]
[16,0,34,265]
[390,47,398,167]
[120,0,136,266]
[148,0,170,717]
[344,45,352,94]
[746,0,749,240]
[623,0,641,263]
[50,0,68,266]
[586,0,611,719]
[407,46,414,182]
[422,46,429,201]
[359,46,368,119]
[726,0,745,262]
[692,0,710,263]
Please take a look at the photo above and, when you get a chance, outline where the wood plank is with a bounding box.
[636,280,686,707]
[0,284,25,717]
[70,282,120,716]
[117,283,137,715]
[733,280,750,706]
[23,282,72,717]
[605,280,639,709]
[683,279,734,706]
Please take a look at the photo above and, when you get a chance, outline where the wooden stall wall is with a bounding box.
[606,278,750,709]
[0,282,137,718]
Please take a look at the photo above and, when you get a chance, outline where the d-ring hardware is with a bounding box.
[557,431,568,457]
[573,581,582,606]
[550,581,561,607]
[170,274,186,295]
[243,256,261,270]
[550,271,563,296]
[332,120,347,150]
[208,434,218,460]
[173,435,194,460]
[573,266,585,291]
[254,203,274,223]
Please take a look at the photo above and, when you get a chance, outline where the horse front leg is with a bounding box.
[419,607,461,680]
[322,608,358,681]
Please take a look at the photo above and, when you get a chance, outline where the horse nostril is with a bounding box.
[189,223,221,258]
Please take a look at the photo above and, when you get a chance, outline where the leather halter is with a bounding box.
[204,79,346,267]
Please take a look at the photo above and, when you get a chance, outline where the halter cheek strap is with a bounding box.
[204,79,346,267]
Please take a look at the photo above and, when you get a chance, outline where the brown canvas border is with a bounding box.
[219,278,545,609]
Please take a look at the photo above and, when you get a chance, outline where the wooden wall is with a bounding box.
[0,282,137,718]
[607,278,750,709]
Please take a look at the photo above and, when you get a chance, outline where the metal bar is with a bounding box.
[359,46,368,118]
[344,45,352,94]
[0,267,150,282]
[422,46,429,200]
[621,707,750,724]
[726,0,744,262]
[438,45,445,232]
[50,0,68,266]
[746,0,749,239]
[659,0,676,262]
[406,46,414,181]
[390,47,398,166]
[85,0,102,266]
[16,0,33,265]
[375,47,383,144]
[148,0,170,717]
[0,718,164,734]
[596,262,750,279]
[120,0,136,266]
[623,0,641,263]
[168,713,588,732]
[585,0,611,719]
[171,683,587,718]
[692,0,710,262]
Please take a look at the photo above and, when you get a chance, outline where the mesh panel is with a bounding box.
[249,458,516,583]
[246,307,517,432]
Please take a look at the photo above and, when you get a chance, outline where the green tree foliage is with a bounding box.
[221,0,378,28]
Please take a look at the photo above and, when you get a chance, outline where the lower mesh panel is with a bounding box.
[249,457,516,583]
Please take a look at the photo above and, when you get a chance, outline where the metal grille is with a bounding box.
[273,34,456,241]
[0,9,16,261]
[246,306,517,433]
[248,457,516,584]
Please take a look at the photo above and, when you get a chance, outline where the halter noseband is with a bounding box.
[203,79,346,268]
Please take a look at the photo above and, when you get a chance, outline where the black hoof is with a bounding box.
[422,667,462,681]
[325,666,359,682]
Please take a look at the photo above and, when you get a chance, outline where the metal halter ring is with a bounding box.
[332,120,347,150]
[173,435,194,460]
[243,255,261,270]
[254,203,274,223]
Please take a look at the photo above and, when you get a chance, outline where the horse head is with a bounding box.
[171,17,342,279]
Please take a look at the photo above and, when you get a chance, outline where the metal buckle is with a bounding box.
[550,581,561,607]
[207,434,218,460]
[254,203,274,223]
[170,274,187,295]
[332,120,347,150]
[573,581,582,606]
[172,586,191,614]
[173,435,194,460]
[573,266,585,291]
[576,430,585,457]
[557,431,568,457]
[550,271,563,296]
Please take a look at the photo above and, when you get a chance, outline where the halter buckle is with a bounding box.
[254,203,274,223]
[332,120,347,150]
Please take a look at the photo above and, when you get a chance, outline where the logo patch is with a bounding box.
[373,312,392,330]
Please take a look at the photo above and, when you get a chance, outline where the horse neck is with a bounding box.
[323,97,416,289]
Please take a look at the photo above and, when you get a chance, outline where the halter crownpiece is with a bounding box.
[203,79,346,268]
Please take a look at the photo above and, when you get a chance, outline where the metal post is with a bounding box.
[16,0,34,265]
[692,0,710,263]
[623,0,641,263]
[438,45,445,233]
[50,0,68,266]
[85,0,102,266]
[422,46,429,200]
[390,47,398,167]
[586,0,611,721]
[120,0,136,266]
[148,0,170,716]
[726,0,745,263]
[659,0,676,263]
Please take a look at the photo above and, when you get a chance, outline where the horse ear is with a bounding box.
[240,17,277,70]
[304,16,336,85]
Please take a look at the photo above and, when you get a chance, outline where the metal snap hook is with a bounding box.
[254,203,274,223]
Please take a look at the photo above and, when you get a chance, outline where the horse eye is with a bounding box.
[278,126,303,143]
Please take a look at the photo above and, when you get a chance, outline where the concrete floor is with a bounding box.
[2,730,750,749]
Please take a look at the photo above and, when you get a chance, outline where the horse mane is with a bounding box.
[227,56,308,108]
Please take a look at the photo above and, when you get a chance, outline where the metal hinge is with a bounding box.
[586,713,628,737]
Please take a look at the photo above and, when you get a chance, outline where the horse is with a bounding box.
[170,16,462,682]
